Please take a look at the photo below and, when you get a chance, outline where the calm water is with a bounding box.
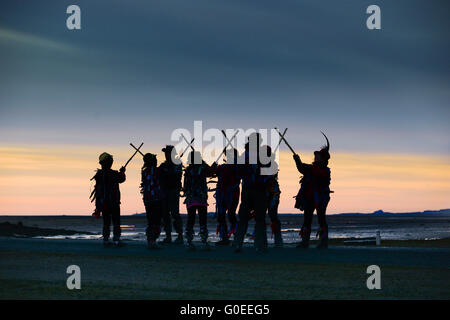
[38,215,450,243]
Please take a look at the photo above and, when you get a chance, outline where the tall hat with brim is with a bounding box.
[162,145,174,153]
[314,132,330,160]
[99,152,113,164]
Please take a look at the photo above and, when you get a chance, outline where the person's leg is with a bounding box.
[102,209,112,243]
[111,205,121,242]
[316,205,329,249]
[145,203,151,240]
[198,206,208,243]
[146,202,162,247]
[161,197,172,242]
[154,201,163,238]
[268,195,283,247]
[169,191,183,240]
[216,205,229,245]
[298,203,314,248]
[185,206,196,245]
[254,189,268,251]
[233,189,251,251]
[227,191,239,237]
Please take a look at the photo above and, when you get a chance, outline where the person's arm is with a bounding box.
[182,168,189,195]
[117,167,126,183]
[140,169,145,194]
[293,154,309,174]
[204,161,215,178]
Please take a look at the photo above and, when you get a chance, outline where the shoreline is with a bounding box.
[1,219,450,248]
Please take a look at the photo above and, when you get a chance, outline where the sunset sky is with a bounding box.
[1,1,449,215]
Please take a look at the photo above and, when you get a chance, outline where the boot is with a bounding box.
[216,225,230,246]
[103,239,112,248]
[254,221,268,252]
[271,221,284,248]
[274,232,284,248]
[174,234,184,245]
[161,234,172,244]
[200,226,209,245]
[185,229,195,250]
[187,241,196,251]
[147,239,160,250]
[113,240,126,247]
[296,226,311,248]
[227,223,237,238]
[232,220,247,250]
[216,238,230,246]
[316,226,328,249]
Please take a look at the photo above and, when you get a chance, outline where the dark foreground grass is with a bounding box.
[1,250,449,299]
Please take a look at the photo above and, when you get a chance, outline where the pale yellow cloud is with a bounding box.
[0,28,76,53]
[0,145,449,215]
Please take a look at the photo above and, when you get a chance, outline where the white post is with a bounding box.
[376,231,381,246]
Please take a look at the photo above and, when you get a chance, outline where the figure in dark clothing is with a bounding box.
[141,153,163,249]
[183,151,214,249]
[211,148,241,246]
[233,133,270,253]
[90,152,126,247]
[293,132,331,249]
[159,145,184,244]
[248,146,283,247]
[264,147,284,247]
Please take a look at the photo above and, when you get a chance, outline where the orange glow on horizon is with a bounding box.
[0,145,449,215]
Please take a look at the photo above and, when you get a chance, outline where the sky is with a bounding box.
[0,0,449,215]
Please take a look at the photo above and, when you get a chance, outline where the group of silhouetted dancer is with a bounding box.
[90,132,331,252]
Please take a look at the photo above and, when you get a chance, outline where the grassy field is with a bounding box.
[1,238,449,299]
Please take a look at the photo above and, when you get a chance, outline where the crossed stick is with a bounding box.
[123,142,144,168]
[130,143,145,157]
[180,134,195,158]
[131,135,194,161]
[273,128,288,154]
[274,127,296,155]
[215,129,239,163]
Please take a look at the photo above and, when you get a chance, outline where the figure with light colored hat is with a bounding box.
[90,152,126,247]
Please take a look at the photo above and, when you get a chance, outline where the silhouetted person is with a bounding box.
[90,152,126,247]
[233,133,270,252]
[293,133,331,249]
[183,151,213,249]
[211,148,241,246]
[141,153,163,249]
[159,145,184,244]
[264,146,283,247]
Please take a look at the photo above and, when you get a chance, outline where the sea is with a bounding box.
[33,213,450,243]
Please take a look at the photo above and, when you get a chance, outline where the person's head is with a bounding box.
[162,145,175,162]
[143,153,157,168]
[245,132,262,151]
[314,132,331,166]
[260,145,278,174]
[99,152,113,169]
[314,149,330,166]
[264,145,272,157]
[245,132,262,164]
[188,150,202,165]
